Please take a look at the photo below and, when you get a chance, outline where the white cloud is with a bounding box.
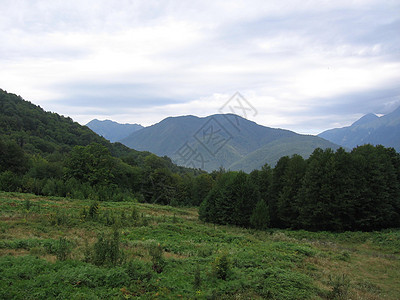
[0,0,399,134]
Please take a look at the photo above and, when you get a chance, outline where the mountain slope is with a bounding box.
[319,106,400,151]
[0,88,126,157]
[0,88,178,165]
[229,135,340,172]
[86,119,143,142]
[121,114,340,172]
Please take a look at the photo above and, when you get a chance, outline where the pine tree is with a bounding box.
[250,199,270,230]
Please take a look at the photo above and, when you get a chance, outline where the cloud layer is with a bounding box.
[1,0,399,133]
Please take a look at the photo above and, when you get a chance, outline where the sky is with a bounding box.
[1,0,399,134]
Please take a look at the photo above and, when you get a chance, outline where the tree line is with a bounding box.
[199,145,400,231]
[0,139,209,205]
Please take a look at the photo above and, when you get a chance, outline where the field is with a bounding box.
[0,191,399,299]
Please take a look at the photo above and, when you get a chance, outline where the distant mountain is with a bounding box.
[120,114,341,172]
[318,106,400,151]
[86,119,143,142]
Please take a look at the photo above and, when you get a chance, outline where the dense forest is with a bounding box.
[199,146,400,231]
[1,89,400,231]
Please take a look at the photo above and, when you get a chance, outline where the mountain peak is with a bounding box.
[319,106,400,151]
[86,119,143,142]
[352,113,379,127]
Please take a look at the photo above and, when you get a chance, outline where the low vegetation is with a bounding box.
[1,191,399,299]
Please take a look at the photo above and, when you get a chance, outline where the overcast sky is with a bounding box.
[1,0,399,134]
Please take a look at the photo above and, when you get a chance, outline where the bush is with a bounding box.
[90,230,125,267]
[56,237,71,261]
[193,264,202,290]
[148,243,165,273]
[256,267,313,299]
[24,199,32,211]
[50,209,70,226]
[125,259,153,281]
[212,251,231,280]
[130,206,139,221]
[328,274,351,300]
[88,201,99,220]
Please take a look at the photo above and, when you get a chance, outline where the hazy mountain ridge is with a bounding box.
[120,114,341,172]
[318,106,400,151]
[86,119,143,142]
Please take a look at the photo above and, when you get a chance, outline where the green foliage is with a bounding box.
[56,237,71,261]
[91,230,125,267]
[125,259,153,281]
[327,274,351,300]
[50,209,71,226]
[202,145,400,232]
[256,267,314,299]
[88,201,99,220]
[0,89,199,207]
[0,256,132,299]
[193,264,202,290]
[276,154,306,228]
[65,143,115,186]
[199,171,260,227]
[1,193,399,299]
[24,199,32,211]
[212,251,231,280]
[148,243,165,273]
[0,139,28,174]
[250,199,270,230]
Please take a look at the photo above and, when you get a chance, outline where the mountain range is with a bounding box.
[86,106,400,172]
[318,106,400,151]
[114,114,340,172]
[86,119,143,142]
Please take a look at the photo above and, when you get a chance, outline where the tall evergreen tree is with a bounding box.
[270,156,290,227]
[298,148,337,230]
[276,154,306,228]
[250,199,270,230]
[232,171,260,227]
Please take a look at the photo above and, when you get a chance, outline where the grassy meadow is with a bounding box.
[0,191,399,299]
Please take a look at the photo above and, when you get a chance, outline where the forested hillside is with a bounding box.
[0,89,204,204]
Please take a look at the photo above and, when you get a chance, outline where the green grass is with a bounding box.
[1,191,399,299]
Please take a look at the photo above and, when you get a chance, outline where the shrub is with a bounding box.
[50,209,70,226]
[102,210,116,226]
[125,259,153,281]
[24,199,32,211]
[193,264,202,290]
[91,229,125,267]
[212,251,231,280]
[148,243,165,273]
[88,201,99,220]
[328,274,351,300]
[130,206,139,221]
[56,237,71,261]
